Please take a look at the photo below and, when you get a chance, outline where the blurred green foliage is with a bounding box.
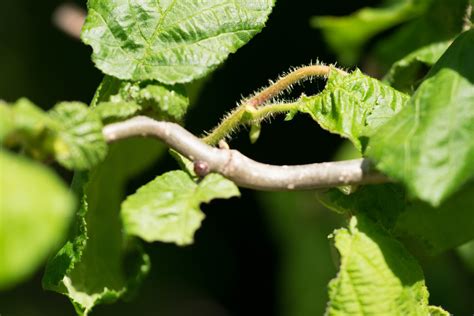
[0,0,473,315]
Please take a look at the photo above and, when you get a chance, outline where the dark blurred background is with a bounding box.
[1,0,473,315]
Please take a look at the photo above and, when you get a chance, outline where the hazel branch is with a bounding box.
[103,116,389,190]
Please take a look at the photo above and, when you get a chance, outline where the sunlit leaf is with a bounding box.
[121,170,239,246]
[297,68,409,151]
[368,29,474,205]
[1,99,107,170]
[50,102,107,170]
[81,0,275,83]
[92,76,189,121]
[326,215,448,315]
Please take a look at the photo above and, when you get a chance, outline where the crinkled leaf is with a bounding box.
[81,0,275,83]
[92,76,189,121]
[1,99,107,170]
[326,215,446,315]
[297,68,409,151]
[319,182,474,255]
[93,101,141,121]
[121,170,239,246]
[367,29,474,206]
[0,150,75,290]
[1,98,56,156]
[49,102,107,170]
[43,138,165,315]
[311,0,431,64]
[384,40,451,93]
[137,83,188,120]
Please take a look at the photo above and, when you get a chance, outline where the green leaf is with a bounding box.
[428,306,451,316]
[319,184,405,228]
[394,182,474,255]
[49,102,107,170]
[1,99,107,170]
[43,138,165,315]
[457,239,474,273]
[374,0,468,68]
[367,29,474,206]
[319,182,474,255]
[93,101,141,121]
[169,149,197,177]
[81,0,275,83]
[1,98,55,154]
[121,170,239,246]
[138,83,189,120]
[92,77,189,121]
[0,150,75,290]
[384,40,451,93]
[298,68,409,151]
[326,215,446,315]
[311,0,431,65]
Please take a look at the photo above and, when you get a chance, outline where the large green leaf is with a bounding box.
[320,182,474,255]
[43,138,164,315]
[0,150,75,290]
[311,0,431,65]
[326,215,448,315]
[298,68,409,151]
[384,40,451,93]
[49,102,107,170]
[81,0,275,83]
[368,29,474,206]
[121,170,239,246]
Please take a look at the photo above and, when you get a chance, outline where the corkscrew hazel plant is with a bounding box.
[1,0,474,315]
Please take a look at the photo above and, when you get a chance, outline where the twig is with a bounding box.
[103,116,389,190]
[202,101,300,145]
[202,65,347,145]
